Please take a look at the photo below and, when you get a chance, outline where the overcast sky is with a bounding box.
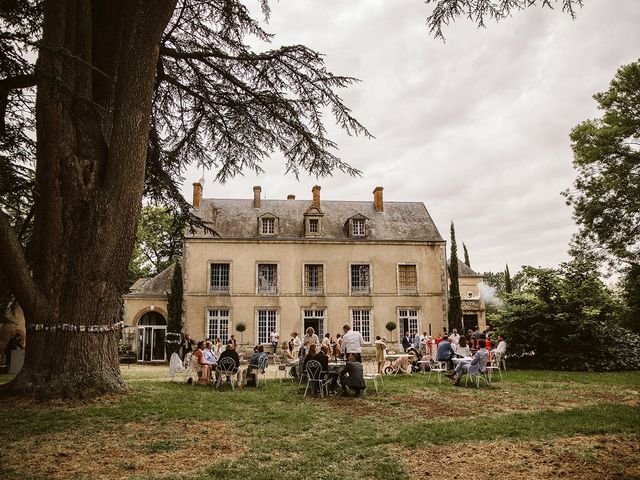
[181,0,640,274]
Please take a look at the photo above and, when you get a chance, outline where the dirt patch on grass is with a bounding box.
[4,420,245,479]
[399,434,640,479]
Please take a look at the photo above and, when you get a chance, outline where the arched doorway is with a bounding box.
[137,311,167,362]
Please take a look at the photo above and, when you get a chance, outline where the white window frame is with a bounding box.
[256,308,279,345]
[302,308,326,339]
[208,262,231,294]
[349,263,372,295]
[351,218,366,237]
[303,263,325,295]
[350,308,372,343]
[206,308,231,343]
[398,308,420,337]
[397,263,418,294]
[256,262,279,295]
[261,217,275,235]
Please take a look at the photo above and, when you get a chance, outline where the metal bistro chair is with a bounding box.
[252,354,269,387]
[304,359,331,398]
[363,362,382,394]
[465,356,490,388]
[486,352,503,381]
[427,360,448,384]
[216,356,239,390]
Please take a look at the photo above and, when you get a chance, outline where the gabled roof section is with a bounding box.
[126,263,175,297]
[457,260,484,278]
[189,198,444,242]
[304,205,323,216]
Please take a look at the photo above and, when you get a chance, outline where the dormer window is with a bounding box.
[262,218,275,234]
[258,213,279,237]
[304,205,323,238]
[352,219,365,237]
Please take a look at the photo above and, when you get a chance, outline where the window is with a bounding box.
[209,263,230,293]
[303,309,325,338]
[309,218,319,233]
[352,218,365,237]
[398,309,419,337]
[257,264,277,294]
[468,291,473,298]
[261,217,275,235]
[350,264,370,294]
[398,264,417,294]
[304,264,324,294]
[257,309,277,344]
[207,309,230,343]
[351,309,371,343]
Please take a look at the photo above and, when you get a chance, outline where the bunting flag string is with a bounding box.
[26,321,125,333]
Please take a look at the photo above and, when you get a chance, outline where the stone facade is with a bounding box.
[456,260,486,332]
[182,184,447,352]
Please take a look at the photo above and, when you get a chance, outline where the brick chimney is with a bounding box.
[192,181,203,209]
[287,194,296,200]
[253,186,261,209]
[312,185,321,209]
[373,186,384,212]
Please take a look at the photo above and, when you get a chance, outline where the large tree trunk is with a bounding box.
[3,0,176,398]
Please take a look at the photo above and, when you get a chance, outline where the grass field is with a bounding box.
[1,366,639,479]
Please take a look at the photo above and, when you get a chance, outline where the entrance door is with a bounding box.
[463,314,478,333]
[136,311,167,362]
[303,309,325,338]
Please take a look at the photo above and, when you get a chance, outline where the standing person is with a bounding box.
[322,333,331,349]
[413,331,421,350]
[229,335,237,348]
[179,334,195,360]
[341,324,364,363]
[401,332,410,352]
[374,336,387,374]
[335,333,342,360]
[291,332,302,358]
[420,332,428,355]
[213,336,223,357]
[270,329,280,354]
[302,327,319,356]
[450,328,461,345]
[472,326,483,340]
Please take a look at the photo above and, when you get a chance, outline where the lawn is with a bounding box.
[0,366,639,480]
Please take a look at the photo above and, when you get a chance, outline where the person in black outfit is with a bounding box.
[217,343,240,383]
[340,353,366,397]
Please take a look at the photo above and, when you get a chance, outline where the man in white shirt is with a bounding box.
[495,334,507,355]
[450,328,461,345]
[341,323,364,363]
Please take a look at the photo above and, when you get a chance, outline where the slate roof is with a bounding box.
[126,264,175,297]
[189,198,444,242]
[457,260,483,278]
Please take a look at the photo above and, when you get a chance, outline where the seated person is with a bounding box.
[451,341,489,386]
[436,335,455,372]
[193,341,211,384]
[495,335,507,355]
[204,341,218,370]
[217,343,241,384]
[242,344,268,385]
[455,336,471,358]
[302,344,318,375]
[339,353,366,397]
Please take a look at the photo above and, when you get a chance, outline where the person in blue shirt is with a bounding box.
[436,335,455,373]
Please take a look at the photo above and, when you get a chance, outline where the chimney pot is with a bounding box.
[253,186,261,209]
[192,181,203,209]
[373,186,384,212]
[287,194,296,200]
[312,185,321,209]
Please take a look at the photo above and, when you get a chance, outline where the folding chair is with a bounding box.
[272,353,291,383]
[363,362,382,394]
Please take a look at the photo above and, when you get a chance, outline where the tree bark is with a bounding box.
[2,0,177,398]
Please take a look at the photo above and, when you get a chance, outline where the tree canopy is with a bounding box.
[563,59,640,267]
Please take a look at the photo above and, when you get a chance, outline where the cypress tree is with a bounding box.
[505,264,513,294]
[448,222,463,332]
[166,261,184,334]
[463,242,471,267]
